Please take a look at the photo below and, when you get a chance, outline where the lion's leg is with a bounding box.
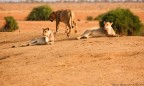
[67,24,71,37]
[77,30,91,40]
[77,35,90,40]
[67,29,71,37]
[65,25,69,33]
[73,21,77,33]
[113,34,120,37]
[55,21,60,34]
[84,35,91,38]
[77,36,82,40]
[28,39,37,46]
[47,41,54,45]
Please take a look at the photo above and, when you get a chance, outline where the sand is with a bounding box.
[0,3,144,86]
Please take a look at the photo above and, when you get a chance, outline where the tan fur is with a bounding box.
[104,21,118,36]
[77,21,119,40]
[27,27,54,46]
[49,9,77,37]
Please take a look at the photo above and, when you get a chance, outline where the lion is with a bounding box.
[26,27,54,46]
[49,9,77,37]
[28,27,54,46]
[11,27,54,48]
[77,21,119,40]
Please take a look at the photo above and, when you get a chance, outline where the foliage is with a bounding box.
[86,16,94,21]
[27,5,53,21]
[96,8,143,35]
[1,16,19,32]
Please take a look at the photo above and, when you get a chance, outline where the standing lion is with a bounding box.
[49,9,77,37]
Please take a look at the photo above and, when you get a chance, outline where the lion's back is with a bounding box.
[57,9,75,23]
[90,27,107,37]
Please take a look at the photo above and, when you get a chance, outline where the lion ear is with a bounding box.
[111,22,113,25]
[104,21,106,24]
[47,27,49,30]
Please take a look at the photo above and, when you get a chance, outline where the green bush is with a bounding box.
[27,5,53,21]
[1,16,19,32]
[86,16,94,21]
[141,24,144,36]
[96,8,143,36]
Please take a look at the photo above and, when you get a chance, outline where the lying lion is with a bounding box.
[49,9,77,37]
[11,28,54,48]
[27,28,54,46]
[19,27,54,47]
[77,21,119,40]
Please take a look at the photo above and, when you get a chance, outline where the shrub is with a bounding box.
[141,25,144,36]
[86,16,94,21]
[27,5,53,21]
[1,16,19,32]
[96,8,143,36]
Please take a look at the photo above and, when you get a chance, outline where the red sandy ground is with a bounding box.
[0,3,144,86]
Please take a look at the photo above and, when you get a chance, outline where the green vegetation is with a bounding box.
[1,16,19,32]
[86,16,94,21]
[96,8,143,36]
[27,5,53,21]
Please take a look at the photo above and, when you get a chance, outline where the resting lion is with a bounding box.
[49,9,77,37]
[77,21,119,39]
[11,28,54,48]
[26,27,54,46]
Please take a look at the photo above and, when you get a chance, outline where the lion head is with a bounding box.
[49,12,56,22]
[43,27,52,37]
[104,21,113,31]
